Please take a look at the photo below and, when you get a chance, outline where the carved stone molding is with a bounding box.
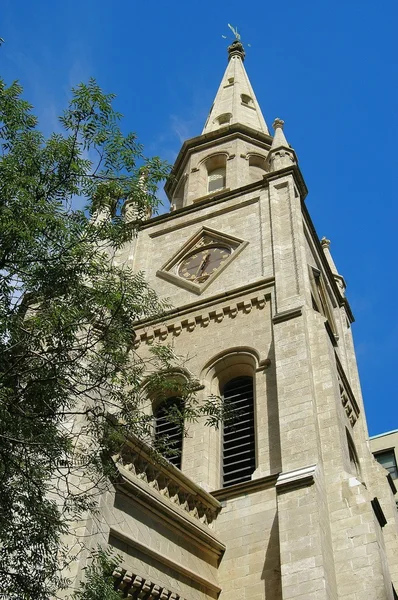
[115,438,221,529]
[113,567,187,600]
[335,354,360,427]
[135,294,267,347]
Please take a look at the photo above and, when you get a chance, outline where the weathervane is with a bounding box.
[222,24,241,41]
[227,24,241,40]
[222,24,251,49]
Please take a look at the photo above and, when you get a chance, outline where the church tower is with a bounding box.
[78,38,398,600]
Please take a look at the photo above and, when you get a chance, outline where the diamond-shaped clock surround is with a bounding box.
[156,226,248,295]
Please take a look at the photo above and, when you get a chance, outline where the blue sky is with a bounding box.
[2,0,397,435]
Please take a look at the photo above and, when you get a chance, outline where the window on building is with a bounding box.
[222,376,256,487]
[208,167,226,193]
[374,450,398,480]
[206,154,227,194]
[241,93,253,106]
[154,397,184,469]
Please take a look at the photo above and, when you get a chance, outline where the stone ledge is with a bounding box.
[272,306,303,324]
[211,473,278,501]
[275,464,317,493]
[116,467,225,559]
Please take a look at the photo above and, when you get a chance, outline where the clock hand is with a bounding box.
[195,253,210,279]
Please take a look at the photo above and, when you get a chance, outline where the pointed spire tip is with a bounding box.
[273,118,285,130]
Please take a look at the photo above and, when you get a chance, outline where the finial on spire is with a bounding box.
[320,237,331,249]
[225,24,245,61]
[273,118,285,130]
[228,39,245,61]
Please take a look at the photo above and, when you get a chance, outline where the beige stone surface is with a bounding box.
[63,43,398,600]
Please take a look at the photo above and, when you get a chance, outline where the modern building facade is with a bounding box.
[371,430,398,503]
[69,39,398,600]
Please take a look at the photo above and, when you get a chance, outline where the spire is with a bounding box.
[202,39,269,135]
[266,118,297,171]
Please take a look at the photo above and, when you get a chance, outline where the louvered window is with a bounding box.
[208,167,226,193]
[222,376,256,487]
[154,397,183,469]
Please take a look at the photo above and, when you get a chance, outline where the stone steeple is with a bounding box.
[202,39,269,135]
[266,118,297,171]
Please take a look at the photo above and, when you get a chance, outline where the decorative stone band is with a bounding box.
[115,437,222,529]
[335,354,360,427]
[276,464,317,493]
[135,294,267,347]
[112,566,187,600]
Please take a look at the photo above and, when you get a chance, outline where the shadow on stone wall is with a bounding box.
[261,512,282,599]
[266,340,282,474]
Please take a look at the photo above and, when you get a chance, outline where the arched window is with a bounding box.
[222,376,256,487]
[206,154,227,194]
[154,397,184,469]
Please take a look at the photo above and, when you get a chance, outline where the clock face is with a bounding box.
[178,245,231,283]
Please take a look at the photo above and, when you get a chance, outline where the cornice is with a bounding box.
[141,181,266,232]
[114,437,225,558]
[165,123,273,198]
[116,469,225,559]
[134,279,274,347]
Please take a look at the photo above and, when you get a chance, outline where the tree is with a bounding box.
[0,79,225,599]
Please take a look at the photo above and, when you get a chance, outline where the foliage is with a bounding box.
[72,547,121,600]
[0,76,230,599]
[0,77,180,599]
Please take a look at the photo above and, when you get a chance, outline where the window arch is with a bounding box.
[154,396,184,469]
[222,376,256,487]
[201,348,260,488]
